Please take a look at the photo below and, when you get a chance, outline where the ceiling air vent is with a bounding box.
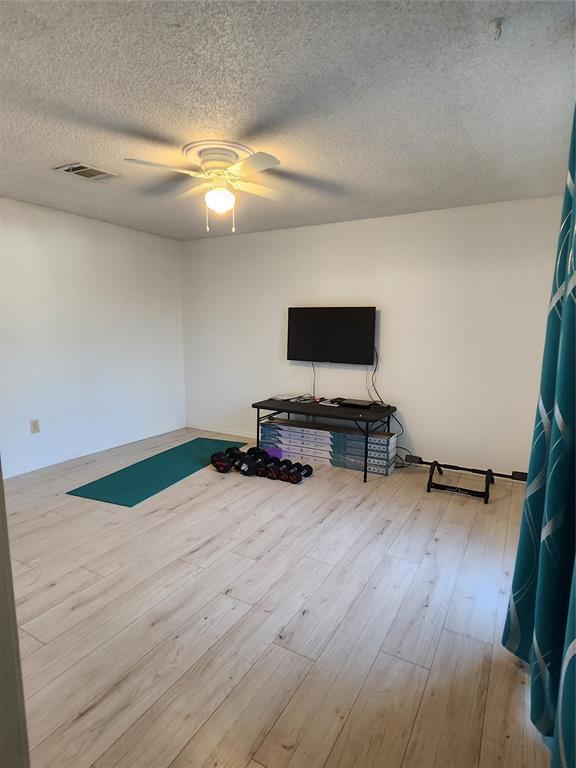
[54,163,117,181]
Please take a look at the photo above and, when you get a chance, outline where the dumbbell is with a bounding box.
[211,451,233,473]
[280,462,314,484]
[246,447,271,475]
[227,450,256,476]
[247,447,269,460]
[232,449,269,477]
[210,447,249,474]
[254,453,277,478]
[267,458,293,480]
[238,456,258,476]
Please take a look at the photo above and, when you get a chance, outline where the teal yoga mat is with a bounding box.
[67,437,245,507]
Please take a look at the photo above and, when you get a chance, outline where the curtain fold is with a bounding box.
[502,108,575,768]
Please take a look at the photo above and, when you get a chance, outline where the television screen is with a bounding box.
[287,307,376,365]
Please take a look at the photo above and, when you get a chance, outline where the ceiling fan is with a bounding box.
[125,140,284,232]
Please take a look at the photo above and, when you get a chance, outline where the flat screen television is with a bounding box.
[287,307,376,365]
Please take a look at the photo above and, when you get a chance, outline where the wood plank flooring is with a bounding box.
[4,428,550,768]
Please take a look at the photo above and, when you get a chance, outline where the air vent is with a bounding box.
[54,163,117,181]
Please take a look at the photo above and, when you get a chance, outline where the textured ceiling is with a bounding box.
[0,1,574,240]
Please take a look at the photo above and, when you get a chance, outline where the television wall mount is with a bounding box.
[405,456,527,504]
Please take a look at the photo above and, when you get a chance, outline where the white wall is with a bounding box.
[0,195,560,477]
[182,197,560,473]
[0,199,186,477]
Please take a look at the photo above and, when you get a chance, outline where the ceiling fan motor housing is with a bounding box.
[199,148,238,172]
[182,140,254,174]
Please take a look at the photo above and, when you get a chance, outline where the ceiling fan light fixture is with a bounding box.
[204,187,235,214]
[126,145,282,235]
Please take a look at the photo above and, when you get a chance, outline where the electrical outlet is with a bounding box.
[30,419,40,434]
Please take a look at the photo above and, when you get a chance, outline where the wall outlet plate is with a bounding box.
[30,419,40,434]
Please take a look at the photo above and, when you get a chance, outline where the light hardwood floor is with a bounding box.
[4,428,549,768]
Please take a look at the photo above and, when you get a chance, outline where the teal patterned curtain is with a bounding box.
[502,109,575,768]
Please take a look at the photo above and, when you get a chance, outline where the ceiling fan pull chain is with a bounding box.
[232,203,236,233]
[205,202,210,232]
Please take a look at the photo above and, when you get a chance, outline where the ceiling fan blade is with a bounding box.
[125,158,206,178]
[141,174,197,195]
[226,152,280,178]
[265,168,348,195]
[2,81,180,146]
[230,180,284,201]
[177,182,211,198]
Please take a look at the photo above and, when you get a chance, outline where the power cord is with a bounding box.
[394,445,415,468]
[366,346,413,468]
[371,347,387,405]
[391,413,404,438]
[366,346,387,406]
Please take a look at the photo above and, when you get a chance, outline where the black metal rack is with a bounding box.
[252,398,396,482]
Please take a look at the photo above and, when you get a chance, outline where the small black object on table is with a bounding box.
[252,398,397,483]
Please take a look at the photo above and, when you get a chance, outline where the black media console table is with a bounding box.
[252,398,397,482]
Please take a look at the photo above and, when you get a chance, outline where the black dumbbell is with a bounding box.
[247,447,269,460]
[254,454,276,477]
[211,451,233,473]
[229,450,247,469]
[238,455,257,476]
[247,447,271,473]
[227,450,257,476]
[280,462,314,484]
[212,447,258,475]
[267,458,293,480]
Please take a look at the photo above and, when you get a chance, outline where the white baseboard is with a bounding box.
[186,422,254,443]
